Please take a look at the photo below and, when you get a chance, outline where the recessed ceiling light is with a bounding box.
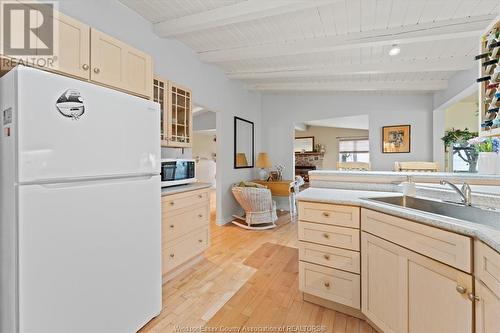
[389,44,401,56]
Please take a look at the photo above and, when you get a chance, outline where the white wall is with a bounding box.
[432,69,478,169]
[193,112,217,131]
[294,126,369,170]
[56,0,262,224]
[262,93,434,177]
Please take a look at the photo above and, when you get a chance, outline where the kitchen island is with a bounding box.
[296,178,500,333]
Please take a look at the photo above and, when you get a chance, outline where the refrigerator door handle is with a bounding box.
[31,174,158,189]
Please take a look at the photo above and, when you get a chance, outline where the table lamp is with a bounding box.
[256,152,272,180]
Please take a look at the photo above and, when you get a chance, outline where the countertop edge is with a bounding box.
[161,183,212,196]
[297,189,500,253]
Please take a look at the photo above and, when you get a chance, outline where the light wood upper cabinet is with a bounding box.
[90,29,152,98]
[50,12,90,79]
[166,82,192,148]
[153,77,168,144]
[153,77,193,148]
[362,232,473,333]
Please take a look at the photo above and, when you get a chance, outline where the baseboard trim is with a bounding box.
[162,255,204,284]
[303,293,365,320]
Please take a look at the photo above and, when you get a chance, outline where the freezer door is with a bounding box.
[17,175,162,333]
[16,66,160,183]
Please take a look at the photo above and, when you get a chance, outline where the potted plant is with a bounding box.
[441,128,478,173]
[468,137,500,174]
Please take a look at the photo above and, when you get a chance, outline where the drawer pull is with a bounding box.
[323,281,330,288]
[198,195,203,199]
[323,254,330,260]
[323,233,330,239]
[169,253,175,258]
[170,202,175,206]
[198,239,203,243]
[198,214,203,218]
[456,285,467,294]
[322,212,330,217]
[169,224,174,229]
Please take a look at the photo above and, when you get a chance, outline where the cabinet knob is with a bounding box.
[198,239,203,243]
[169,224,174,229]
[198,214,203,218]
[323,281,330,288]
[323,233,330,239]
[170,201,175,206]
[322,212,330,217]
[198,195,203,199]
[82,64,89,70]
[468,293,480,302]
[93,67,100,74]
[323,254,330,260]
[169,253,174,258]
[456,285,467,294]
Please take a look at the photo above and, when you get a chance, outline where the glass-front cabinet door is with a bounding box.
[152,76,192,148]
[153,76,167,144]
[167,82,192,148]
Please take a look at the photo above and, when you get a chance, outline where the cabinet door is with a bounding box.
[166,82,192,148]
[406,247,472,333]
[476,280,500,333]
[362,232,473,333]
[90,29,152,98]
[153,76,168,144]
[50,12,90,79]
[362,232,406,333]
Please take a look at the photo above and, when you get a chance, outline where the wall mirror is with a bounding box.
[234,117,254,168]
[294,136,315,153]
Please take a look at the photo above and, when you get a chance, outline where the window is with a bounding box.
[339,138,370,163]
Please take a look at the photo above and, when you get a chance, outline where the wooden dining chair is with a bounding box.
[394,161,439,172]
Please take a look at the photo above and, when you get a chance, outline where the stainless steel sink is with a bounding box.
[365,196,500,227]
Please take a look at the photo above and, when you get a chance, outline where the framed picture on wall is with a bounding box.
[382,125,411,153]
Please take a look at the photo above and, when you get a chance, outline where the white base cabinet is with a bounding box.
[362,232,473,333]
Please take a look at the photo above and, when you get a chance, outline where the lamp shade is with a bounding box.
[236,153,248,167]
[256,152,272,168]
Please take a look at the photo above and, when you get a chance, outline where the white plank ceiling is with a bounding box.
[120,0,500,93]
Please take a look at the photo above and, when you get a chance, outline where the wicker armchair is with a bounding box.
[231,185,278,230]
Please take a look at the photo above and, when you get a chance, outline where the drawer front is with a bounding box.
[162,203,209,242]
[299,241,360,274]
[299,261,360,309]
[299,221,360,251]
[162,189,209,212]
[299,202,360,228]
[475,241,500,298]
[163,227,209,273]
[361,209,472,272]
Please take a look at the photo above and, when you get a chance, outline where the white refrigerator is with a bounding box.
[0,66,162,333]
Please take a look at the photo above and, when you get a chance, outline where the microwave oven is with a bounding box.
[161,159,197,187]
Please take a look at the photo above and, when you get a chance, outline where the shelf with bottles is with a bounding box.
[478,17,500,137]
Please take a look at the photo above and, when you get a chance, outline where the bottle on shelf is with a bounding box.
[483,59,498,74]
[477,75,491,83]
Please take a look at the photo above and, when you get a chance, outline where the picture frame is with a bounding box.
[294,136,315,153]
[382,125,411,153]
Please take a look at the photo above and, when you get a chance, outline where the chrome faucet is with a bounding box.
[440,180,472,206]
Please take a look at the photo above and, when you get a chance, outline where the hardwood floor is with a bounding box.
[140,192,374,333]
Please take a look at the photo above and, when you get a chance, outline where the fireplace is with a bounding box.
[295,165,316,183]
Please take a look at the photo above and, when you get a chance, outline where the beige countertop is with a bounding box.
[297,187,500,253]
